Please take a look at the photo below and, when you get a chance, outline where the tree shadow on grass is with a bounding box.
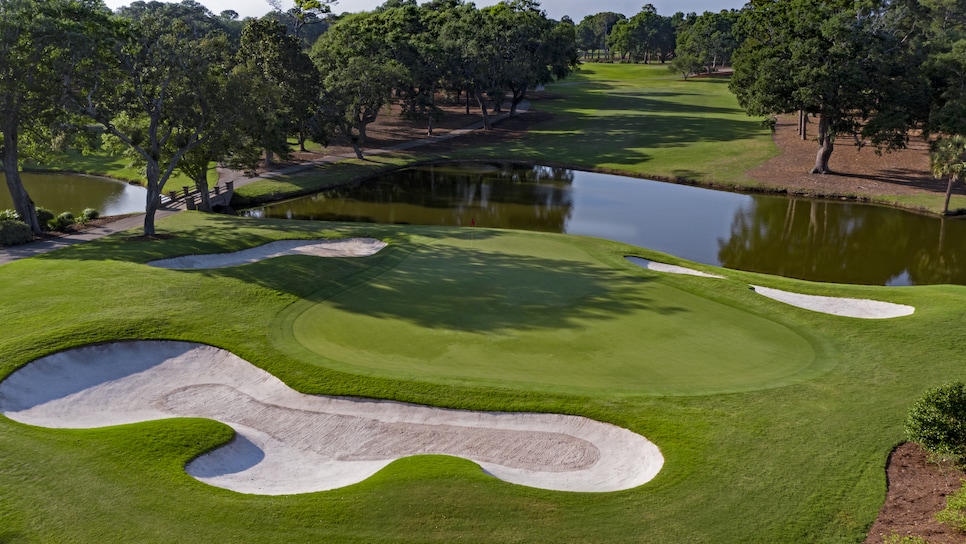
[287,233,687,333]
[35,215,408,265]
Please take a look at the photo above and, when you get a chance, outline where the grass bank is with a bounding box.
[1,212,961,542]
[233,63,779,207]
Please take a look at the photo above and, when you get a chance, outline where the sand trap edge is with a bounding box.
[147,238,388,269]
[625,256,725,278]
[0,340,663,495]
[751,285,915,319]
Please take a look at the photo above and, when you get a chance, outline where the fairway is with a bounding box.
[286,232,818,395]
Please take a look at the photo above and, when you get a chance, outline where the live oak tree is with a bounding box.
[266,0,333,41]
[486,1,578,117]
[608,5,674,64]
[730,0,929,174]
[70,9,235,236]
[675,10,738,73]
[575,12,624,60]
[0,0,106,233]
[311,12,405,159]
[235,18,320,159]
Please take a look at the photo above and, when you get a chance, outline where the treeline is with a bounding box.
[729,0,966,195]
[0,0,578,236]
[574,5,738,74]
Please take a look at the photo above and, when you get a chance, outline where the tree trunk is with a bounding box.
[811,113,834,174]
[510,88,526,117]
[298,129,308,152]
[475,90,491,130]
[2,121,41,234]
[143,159,161,236]
[349,141,364,160]
[427,86,436,136]
[943,175,958,215]
[264,149,274,167]
[195,179,212,212]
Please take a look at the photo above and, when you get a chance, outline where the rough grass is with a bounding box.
[471,64,779,186]
[234,64,778,206]
[1,212,962,542]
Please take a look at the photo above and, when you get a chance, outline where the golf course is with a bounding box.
[1,64,962,542]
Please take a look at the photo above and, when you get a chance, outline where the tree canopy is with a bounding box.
[730,0,930,174]
[0,0,111,233]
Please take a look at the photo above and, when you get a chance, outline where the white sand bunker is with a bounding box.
[148,238,387,269]
[0,341,662,495]
[626,256,725,278]
[751,285,915,319]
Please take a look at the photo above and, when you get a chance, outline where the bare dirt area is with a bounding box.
[864,443,966,544]
[748,114,954,203]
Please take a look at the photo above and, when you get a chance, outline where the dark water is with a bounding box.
[0,172,146,216]
[247,162,966,286]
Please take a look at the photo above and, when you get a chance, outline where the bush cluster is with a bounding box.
[906,382,966,461]
[48,212,75,232]
[81,208,99,222]
[0,209,19,221]
[0,219,33,246]
[36,208,54,230]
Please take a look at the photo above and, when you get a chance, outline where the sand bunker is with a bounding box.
[751,285,915,319]
[0,341,662,495]
[147,238,387,269]
[625,256,725,278]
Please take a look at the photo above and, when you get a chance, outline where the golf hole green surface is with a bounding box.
[289,235,818,395]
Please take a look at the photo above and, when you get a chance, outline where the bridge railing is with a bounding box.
[159,180,235,211]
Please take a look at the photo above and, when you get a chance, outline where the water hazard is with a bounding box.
[246,162,966,286]
[0,172,146,216]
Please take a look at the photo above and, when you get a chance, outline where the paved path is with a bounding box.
[0,102,528,266]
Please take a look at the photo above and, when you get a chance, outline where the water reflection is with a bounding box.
[719,198,966,286]
[259,164,576,232]
[0,172,146,216]
[248,162,966,286]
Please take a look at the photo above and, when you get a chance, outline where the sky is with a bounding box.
[102,0,748,21]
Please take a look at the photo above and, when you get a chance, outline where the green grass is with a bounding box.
[27,148,218,187]
[2,64,962,542]
[234,63,780,207]
[283,232,820,395]
[1,211,963,543]
[484,64,779,186]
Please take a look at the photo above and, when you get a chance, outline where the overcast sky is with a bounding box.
[103,0,748,21]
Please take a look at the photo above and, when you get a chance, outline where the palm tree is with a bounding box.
[931,135,966,215]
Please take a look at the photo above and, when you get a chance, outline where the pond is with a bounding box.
[0,172,147,217]
[246,162,966,286]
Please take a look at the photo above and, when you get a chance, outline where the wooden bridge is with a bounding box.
[160,181,235,212]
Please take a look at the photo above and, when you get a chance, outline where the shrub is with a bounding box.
[0,209,19,221]
[0,219,33,246]
[906,382,966,462]
[48,211,75,232]
[936,479,966,532]
[81,208,99,222]
[35,208,54,231]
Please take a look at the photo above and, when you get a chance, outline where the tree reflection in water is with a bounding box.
[718,198,966,285]
[250,162,966,286]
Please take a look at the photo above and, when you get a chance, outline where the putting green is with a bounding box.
[285,233,820,395]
